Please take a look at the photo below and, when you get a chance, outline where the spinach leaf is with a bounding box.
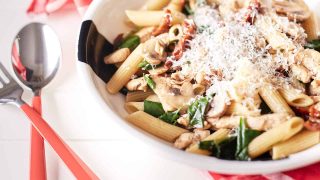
[138,60,153,70]
[144,74,156,89]
[188,97,209,128]
[199,136,237,159]
[159,109,180,125]
[144,100,165,117]
[118,35,140,51]
[235,118,261,160]
[304,39,320,52]
[182,1,194,16]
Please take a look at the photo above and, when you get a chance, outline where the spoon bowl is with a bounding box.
[12,22,61,93]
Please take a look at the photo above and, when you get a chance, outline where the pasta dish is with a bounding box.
[104,0,320,161]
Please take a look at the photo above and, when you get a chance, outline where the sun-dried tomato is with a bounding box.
[152,9,172,36]
[172,19,196,60]
[244,0,261,24]
[304,119,320,131]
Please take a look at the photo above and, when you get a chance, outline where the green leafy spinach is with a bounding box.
[118,35,140,51]
[188,97,210,128]
[144,100,165,117]
[304,39,320,52]
[143,74,156,90]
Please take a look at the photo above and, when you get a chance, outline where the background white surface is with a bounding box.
[0,1,206,179]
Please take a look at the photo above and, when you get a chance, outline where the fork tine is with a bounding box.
[0,62,14,82]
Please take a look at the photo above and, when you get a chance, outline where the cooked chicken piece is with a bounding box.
[272,0,311,22]
[290,64,312,83]
[297,49,320,78]
[174,132,194,149]
[208,113,291,131]
[207,95,228,118]
[152,76,196,111]
[309,79,320,96]
[125,77,148,91]
[177,115,189,127]
[174,129,210,149]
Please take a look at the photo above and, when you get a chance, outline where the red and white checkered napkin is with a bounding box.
[27,0,91,15]
[26,1,320,179]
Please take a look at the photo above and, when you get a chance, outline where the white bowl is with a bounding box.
[76,0,320,175]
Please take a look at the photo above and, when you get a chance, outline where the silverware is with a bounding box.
[0,65,98,179]
[11,22,61,180]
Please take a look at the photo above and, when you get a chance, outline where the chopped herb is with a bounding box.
[182,1,194,16]
[144,74,156,89]
[118,35,140,51]
[159,109,180,125]
[144,100,165,117]
[188,96,210,128]
[138,60,153,70]
[235,118,261,160]
[199,136,237,159]
[304,39,320,51]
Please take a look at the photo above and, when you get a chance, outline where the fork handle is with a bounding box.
[30,96,46,180]
[20,103,99,180]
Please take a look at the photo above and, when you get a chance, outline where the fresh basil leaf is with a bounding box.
[199,136,237,159]
[144,74,156,89]
[304,39,320,51]
[188,97,210,128]
[118,35,140,51]
[138,60,153,70]
[235,118,261,160]
[159,109,180,125]
[144,100,165,117]
[199,140,215,151]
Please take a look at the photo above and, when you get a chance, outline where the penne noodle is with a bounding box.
[225,102,261,116]
[186,129,230,155]
[248,117,304,158]
[135,26,155,43]
[106,44,144,94]
[141,0,171,10]
[126,111,189,142]
[126,90,154,102]
[104,48,131,64]
[259,85,295,115]
[279,88,314,107]
[272,130,320,160]
[208,113,290,131]
[166,0,184,12]
[302,12,320,41]
[125,10,185,27]
[125,102,144,114]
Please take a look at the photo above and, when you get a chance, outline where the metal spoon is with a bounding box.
[12,22,60,180]
[11,22,98,179]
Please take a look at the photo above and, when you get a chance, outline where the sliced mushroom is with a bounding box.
[125,77,148,91]
[152,76,196,111]
[272,0,311,22]
[207,95,228,118]
[142,34,170,65]
[171,72,193,85]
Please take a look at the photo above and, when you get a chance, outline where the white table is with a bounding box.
[0,1,207,179]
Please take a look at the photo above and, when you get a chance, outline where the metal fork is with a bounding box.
[0,63,99,180]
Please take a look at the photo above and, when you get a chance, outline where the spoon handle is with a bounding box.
[20,103,99,180]
[30,96,47,180]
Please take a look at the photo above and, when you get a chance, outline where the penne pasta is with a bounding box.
[125,10,185,27]
[302,12,320,41]
[125,102,144,114]
[279,88,314,107]
[126,111,189,142]
[166,0,184,12]
[145,94,161,102]
[225,102,261,116]
[106,44,144,94]
[186,129,230,155]
[141,0,170,10]
[135,26,155,43]
[272,130,320,160]
[248,117,304,158]
[126,90,154,102]
[259,85,295,115]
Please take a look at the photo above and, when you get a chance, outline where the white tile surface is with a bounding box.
[0,1,206,179]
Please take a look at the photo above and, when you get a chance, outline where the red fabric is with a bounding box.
[26,0,92,14]
[26,1,320,179]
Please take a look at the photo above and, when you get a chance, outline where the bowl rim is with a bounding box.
[76,0,320,175]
